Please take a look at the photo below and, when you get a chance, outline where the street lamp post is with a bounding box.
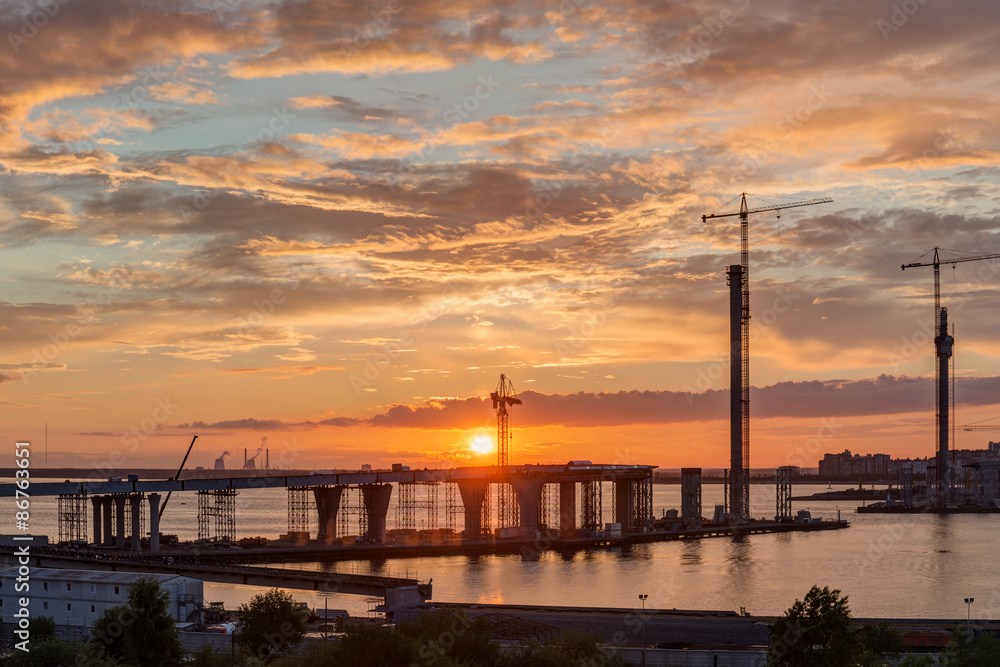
[965,597,975,637]
[639,594,648,667]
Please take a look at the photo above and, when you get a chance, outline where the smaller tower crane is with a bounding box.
[491,374,522,529]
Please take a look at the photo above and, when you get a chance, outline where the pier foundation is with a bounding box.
[91,496,103,546]
[313,486,345,543]
[130,494,142,551]
[457,481,489,539]
[114,495,127,549]
[559,482,576,531]
[512,477,544,534]
[102,496,113,546]
[681,468,702,528]
[148,493,161,552]
[361,484,392,544]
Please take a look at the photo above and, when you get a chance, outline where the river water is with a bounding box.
[8,481,998,621]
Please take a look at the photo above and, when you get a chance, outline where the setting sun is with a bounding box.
[470,435,494,454]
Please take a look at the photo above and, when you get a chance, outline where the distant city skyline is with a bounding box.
[2,0,1000,470]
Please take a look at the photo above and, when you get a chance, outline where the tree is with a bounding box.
[770,588,905,667]
[91,576,184,667]
[944,627,1000,666]
[7,637,121,667]
[32,615,58,642]
[400,608,500,666]
[235,588,308,659]
[497,630,629,667]
[769,585,856,666]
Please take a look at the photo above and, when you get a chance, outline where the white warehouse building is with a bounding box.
[0,568,204,630]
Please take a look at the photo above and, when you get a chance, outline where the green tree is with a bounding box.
[91,576,184,666]
[235,588,308,659]
[7,637,121,667]
[401,608,500,666]
[32,615,58,642]
[768,585,859,666]
[497,629,629,667]
[944,627,1000,666]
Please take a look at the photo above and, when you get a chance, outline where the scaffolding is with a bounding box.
[538,483,559,529]
[635,477,653,526]
[197,489,238,544]
[899,464,914,506]
[446,482,463,532]
[123,493,145,542]
[397,481,416,530]
[338,487,367,538]
[422,482,439,530]
[288,486,311,535]
[481,483,492,536]
[581,480,602,531]
[57,492,88,544]
[776,466,793,521]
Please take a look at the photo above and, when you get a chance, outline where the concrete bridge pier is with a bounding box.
[361,484,392,544]
[313,486,345,543]
[512,477,544,535]
[148,493,161,552]
[114,495,127,549]
[457,481,488,539]
[614,479,635,530]
[130,494,143,551]
[91,495,103,546]
[559,482,576,531]
[102,496,114,546]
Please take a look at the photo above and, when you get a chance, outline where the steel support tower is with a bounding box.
[287,486,311,535]
[581,480,602,530]
[57,492,88,544]
[446,482,463,532]
[197,489,237,544]
[338,487,367,538]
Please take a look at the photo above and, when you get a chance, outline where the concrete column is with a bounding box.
[114,495,127,549]
[361,484,392,544]
[559,482,576,531]
[130,495,142,551]
[148,493,161,552]
[102,496,114,546]
[614,480,635,529]
[457,481,488,539]
[91,496,103,546]
[312,486,345,542]
[511,477,544,532]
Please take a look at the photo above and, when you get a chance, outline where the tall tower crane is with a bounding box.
[491,374,522,530]
[703,193,832,521]
[902,248,1000,506]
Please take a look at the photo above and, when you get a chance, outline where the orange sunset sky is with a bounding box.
[2,0,1000,472]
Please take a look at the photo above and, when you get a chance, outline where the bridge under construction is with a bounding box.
[0,463,656,552]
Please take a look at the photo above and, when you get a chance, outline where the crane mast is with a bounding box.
[901,247,1000,506]
[704,193,832,521]
[491,374,522,530]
